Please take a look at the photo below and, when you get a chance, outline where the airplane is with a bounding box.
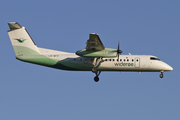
[7,22,173,82]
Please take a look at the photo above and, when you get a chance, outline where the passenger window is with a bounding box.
[120,59,122,61]
[132,59,134,62]
[113,59,115,61]
[117,59,118,61]
[109,59,111,61]
[124,59,126,61]
[137,59,138,62]
[127,59,129,62]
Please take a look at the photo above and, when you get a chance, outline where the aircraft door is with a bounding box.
[134,57,140,68]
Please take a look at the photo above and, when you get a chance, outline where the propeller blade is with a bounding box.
[117,42,120,61]
[117,41,122,61]
[118,42,119,52]
[117,52,119,61]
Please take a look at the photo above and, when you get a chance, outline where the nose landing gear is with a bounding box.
[160,71,164,78]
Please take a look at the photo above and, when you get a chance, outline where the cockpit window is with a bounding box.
[150,57,161,61]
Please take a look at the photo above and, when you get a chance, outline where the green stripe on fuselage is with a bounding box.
[13,46,93,71]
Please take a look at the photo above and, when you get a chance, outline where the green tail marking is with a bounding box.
[14,39,26,43]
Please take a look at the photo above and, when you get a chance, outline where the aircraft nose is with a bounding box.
[168,65,173,71]
[163,63,173,71]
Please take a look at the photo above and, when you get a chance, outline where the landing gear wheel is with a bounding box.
[160,73,164,78]
[160,74,163,78]
[94,76,99,82]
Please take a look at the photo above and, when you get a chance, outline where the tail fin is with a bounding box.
[8,22,40,58]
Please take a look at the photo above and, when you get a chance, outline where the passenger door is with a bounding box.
[134,57,140,68]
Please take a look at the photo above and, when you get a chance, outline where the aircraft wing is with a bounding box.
[76,33,117,57]
[86,33,105,51]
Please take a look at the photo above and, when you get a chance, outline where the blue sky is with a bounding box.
[0,0,179,120]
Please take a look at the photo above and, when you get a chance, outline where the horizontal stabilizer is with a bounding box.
[8,22,22,30]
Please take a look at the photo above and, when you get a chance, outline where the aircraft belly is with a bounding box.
[54,60,93,71]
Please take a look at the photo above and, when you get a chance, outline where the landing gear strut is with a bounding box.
[92,67,97,73]
[92,57,102,70]
[160,71,164,78]
[92,57,103,82]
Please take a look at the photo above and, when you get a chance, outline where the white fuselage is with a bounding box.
[39,48,173,72]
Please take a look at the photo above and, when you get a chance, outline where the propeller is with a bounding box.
[117,42,123,61]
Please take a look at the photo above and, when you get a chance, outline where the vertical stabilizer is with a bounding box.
[8,22,40,57]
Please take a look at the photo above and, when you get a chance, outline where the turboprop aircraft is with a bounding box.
[8,22,173,82]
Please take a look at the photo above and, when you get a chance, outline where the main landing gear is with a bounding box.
[92,57,103,82]
[160,71,164,78]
